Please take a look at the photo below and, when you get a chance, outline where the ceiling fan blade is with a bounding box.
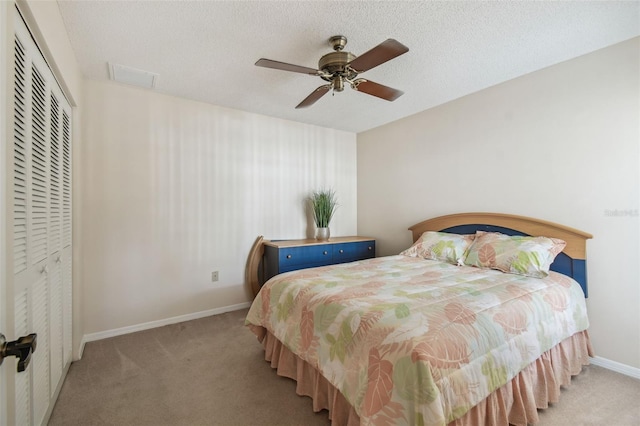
[255,58,319,75]
[295,84,331,109]
[354,80,404,101]
[348,39,409,73]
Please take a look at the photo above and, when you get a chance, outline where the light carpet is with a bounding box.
[49,309,640,425]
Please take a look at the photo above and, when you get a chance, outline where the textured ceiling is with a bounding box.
[57,1,639,133]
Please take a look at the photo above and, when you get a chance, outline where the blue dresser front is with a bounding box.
[263,237,376,282]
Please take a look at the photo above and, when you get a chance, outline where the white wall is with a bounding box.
[357,38,639,369]
[81,79,356,334]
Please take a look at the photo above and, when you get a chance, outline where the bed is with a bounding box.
[245,213,593,425]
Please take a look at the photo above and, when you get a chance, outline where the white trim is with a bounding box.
[0,2,9,424]
[79,302,252,358]
[14,0,77,107]
[590,356,640,380]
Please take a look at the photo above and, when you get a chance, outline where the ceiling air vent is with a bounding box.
[108,62,159,89]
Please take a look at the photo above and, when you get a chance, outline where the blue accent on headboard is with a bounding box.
[441,224,588,297]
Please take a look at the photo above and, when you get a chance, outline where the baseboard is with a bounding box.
[79,302,252,358]
[590,356,640,379]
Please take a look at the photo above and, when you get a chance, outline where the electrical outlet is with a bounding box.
[211,271,219,282]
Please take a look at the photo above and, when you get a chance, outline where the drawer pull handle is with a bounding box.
[339,249,344,253]
[286,255,292,259]
[323,251,328,255]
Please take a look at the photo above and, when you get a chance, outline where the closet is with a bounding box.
[2,6,73,425]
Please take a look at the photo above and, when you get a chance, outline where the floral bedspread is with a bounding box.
[245,255,589,426]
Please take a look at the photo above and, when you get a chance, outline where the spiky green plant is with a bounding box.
[309,189,338,228]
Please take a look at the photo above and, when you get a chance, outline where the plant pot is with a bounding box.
[316,227,330,241]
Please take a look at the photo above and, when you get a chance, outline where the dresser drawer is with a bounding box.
[278,245,333,268]
[333,241,375,263]
[263,237,376,282]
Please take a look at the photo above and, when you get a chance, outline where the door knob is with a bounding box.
[0,333,37,372]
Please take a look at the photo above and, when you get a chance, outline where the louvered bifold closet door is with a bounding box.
[48,92,64,396]
[12,8,73,426]
[61,110,73,367]
[13,31,33,426]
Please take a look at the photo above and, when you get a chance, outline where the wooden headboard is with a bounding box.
[409,213,593,297]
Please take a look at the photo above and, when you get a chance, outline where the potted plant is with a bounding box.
[309,189,337,241]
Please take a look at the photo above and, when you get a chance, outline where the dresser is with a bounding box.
[263,236,376,282]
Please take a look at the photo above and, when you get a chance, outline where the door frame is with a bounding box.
[1,1,11,423]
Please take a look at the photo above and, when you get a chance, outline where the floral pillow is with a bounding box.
[462,231,566,278]
[400,231,475,265]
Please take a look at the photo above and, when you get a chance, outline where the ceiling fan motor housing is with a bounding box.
[319,51,357,81]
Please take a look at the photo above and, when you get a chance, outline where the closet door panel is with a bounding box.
[48,89,64,397]
[49,94,62,255]
[32,274,49,426]
[62,248,72,364]
[61,108,72,364]
[13,289,32,426]
[61,111,71,250]
[30,64,48,267]
[7,8,73,425]
[49,260,63,396]
[13,34,28,275]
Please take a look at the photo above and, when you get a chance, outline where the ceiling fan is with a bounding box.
[255,35,409,109]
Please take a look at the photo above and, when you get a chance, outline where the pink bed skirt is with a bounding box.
[249,325,593,426]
